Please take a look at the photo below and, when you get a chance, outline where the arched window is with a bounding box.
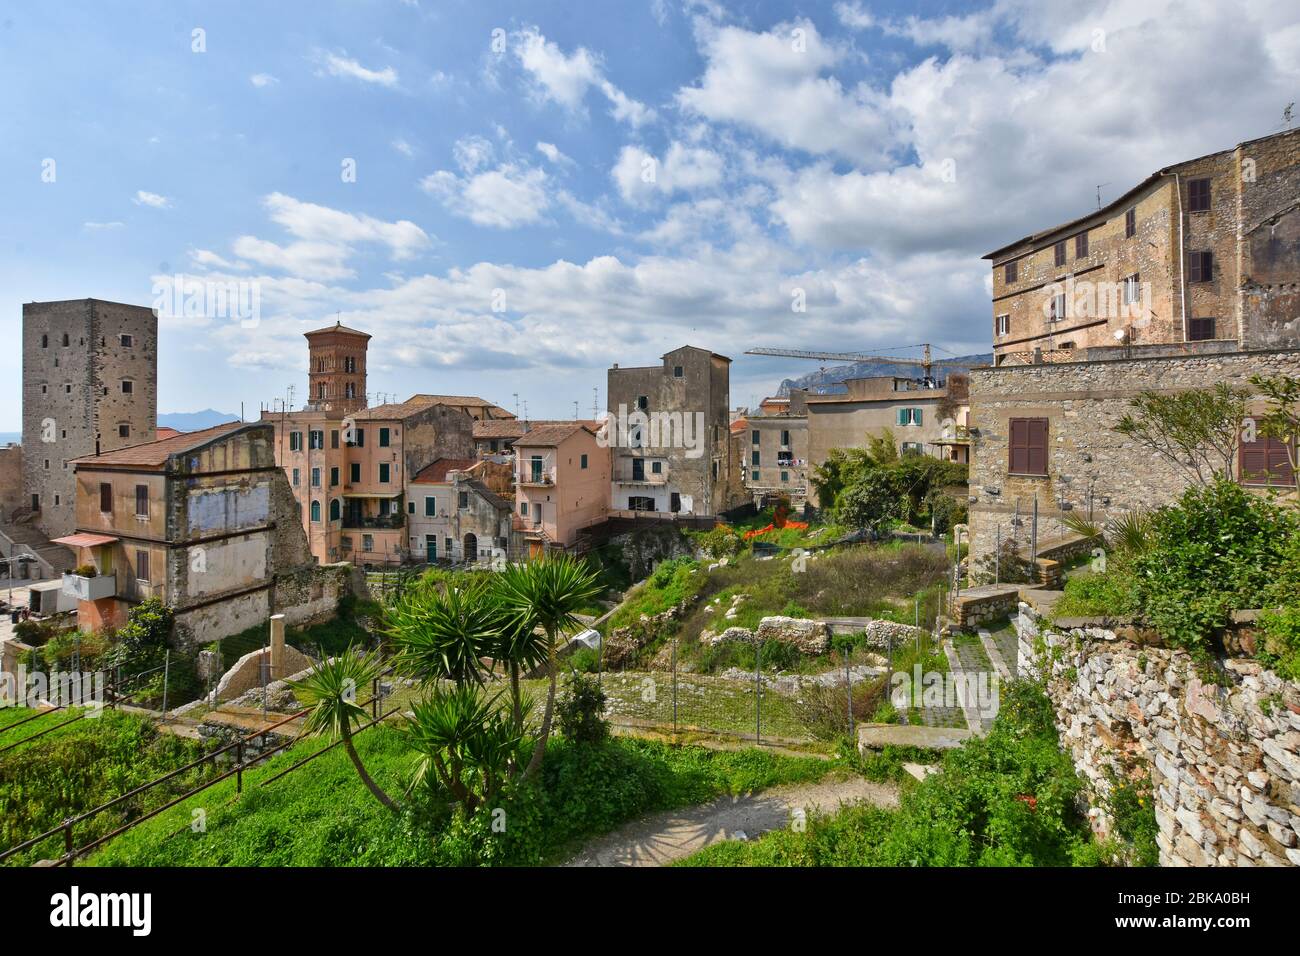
[329,498,340,521]
[318,383,326,399]
[345,382,355,399]
[310,500,321,523]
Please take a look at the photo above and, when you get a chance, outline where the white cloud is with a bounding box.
[833,2,875,30]
[421,164,550,229]
[391,138,415,157]
[452,134,495,173]
[250,73,279,88]
[514,27,656,126]
[536,141,573,166]
[612,142,725,204]
[261,192,430,260]
[132,190,172,208]
[322,52,399,87]
[83,221,124,231]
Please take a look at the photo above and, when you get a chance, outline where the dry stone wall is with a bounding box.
[1018,603,1300,866]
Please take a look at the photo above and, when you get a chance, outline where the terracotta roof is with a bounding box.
[350,402,431,421]
[463,477,511,512]
[410,457,477,484]
[72,420,249,468]
[155,426,184,440]
[473,419,530,439]
[304,321,371,338]
[511,423,595,447]
[405,394,515,416]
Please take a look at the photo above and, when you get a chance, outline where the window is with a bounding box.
[629,496,655,512]
[580,453,588,469]
[120,333,133,347]
[996,314,1010,336]
[330,466,339,486]
[1054,240,1066,267]
[637,395,648,411]
[99,482,113,513]
[350,462,361,483]
[379,427,390,447]
[310,500,321,522]
[1075,232,1089,258]
[311,467,321,487]
[1123,273,1141,306]
[408,502,415,514]
[458,491,469,509]
[1125,207,1136,237]
[354,428,365,448]
[331,430,339,449]
[1188,178,1211,213]
[62,333,69,346]
[31,493,39,512]
[651,460,663,474]
[344,356,356,373]
[780,470,789,483]
[118,423,130,438]
[292,468,300,486]
[1004,260,1017,283]
[41,334,48,348]
[1009,418,1048,475]
[896,408,923,426]
[379,463,390,483]
[54,494,60,506]
[289,431,302,452]
[1050,292,1067,321]
[1189,250,1213,283]
[345,382,356,399]
[425,496,436,516]
[1240,432,1295,487]
[135,484,148,517]
[121,379,133,394]
[781,429,790,446]
[363,534,374,552]
[751,471,759,482]
[1189,317,1216,341]
[673,365,683,378]
[751,450,760,466]
[43,459,49,470]
[330,498,341,521]
[135,549,150,583]
[64,384,71,394]
[309,430,324,449]
[520,502,529,516]
[751,430,760,445]
[902,441,923,454]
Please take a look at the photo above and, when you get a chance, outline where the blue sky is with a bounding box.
[2,0,1297,428]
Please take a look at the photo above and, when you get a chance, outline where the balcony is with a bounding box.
[517,469,556,487]
[62,572,117,602]
[342,513,405,530]
[613,459,669,485]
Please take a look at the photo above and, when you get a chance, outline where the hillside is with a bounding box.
[778,353,993,395]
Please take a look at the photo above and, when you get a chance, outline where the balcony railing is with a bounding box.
[342,514,405,530]
[517,469,556,486]
[62,572,117,602]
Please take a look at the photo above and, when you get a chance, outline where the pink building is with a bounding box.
[513,423,609,558]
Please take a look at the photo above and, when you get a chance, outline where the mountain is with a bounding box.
[158,409,241,431]
[778,353,994,396]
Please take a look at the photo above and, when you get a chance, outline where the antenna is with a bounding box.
[592,386,598,420]
[573,401,579,419]
[512,392,519,419]
[522,400,529,422]
[1096,183,1110,209]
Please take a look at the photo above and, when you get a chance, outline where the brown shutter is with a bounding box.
[1027,419,1048,475]
[99,482,113,513]
[1009,419,1027,473]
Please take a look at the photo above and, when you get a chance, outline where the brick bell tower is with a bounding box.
[304,321,371,414]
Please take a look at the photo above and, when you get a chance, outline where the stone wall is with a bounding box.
[1018,603,1300,866]
[272,561,363,629]
[967,347,1300,569]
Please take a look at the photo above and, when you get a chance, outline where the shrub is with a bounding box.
[104,597,174,673]
[970,536,1034,585]
[925,490,967,537]
[72,564,98,578]
[835,471,904,534]
[1052,568,1140,621]
[556,672,609,744]
[792,675,888,741]
[697,525,744,559]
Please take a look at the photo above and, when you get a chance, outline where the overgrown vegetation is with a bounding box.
[811,436,967,534]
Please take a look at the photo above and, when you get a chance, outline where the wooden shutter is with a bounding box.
[1009,418,1048,475]
[99,482,113,513]
[1009,420,1027,473]
[1240,434,1295,486]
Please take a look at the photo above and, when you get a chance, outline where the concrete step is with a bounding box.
[857,723,974,752]
[903,762,940,781]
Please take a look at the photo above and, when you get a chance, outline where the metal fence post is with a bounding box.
[671,638,678,734]
[755,640,762,745]
[372,677,379,721]
[236,740,244,793]
[63,818,74,866]
[845,659,853,739]
[161,649,171,718]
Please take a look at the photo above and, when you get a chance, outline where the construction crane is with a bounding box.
[744,343,971,385]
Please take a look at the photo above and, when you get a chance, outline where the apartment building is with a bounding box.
[742,390,811,501]
[408,458,520,564]
[968,128,1300,569]
[805,374,970,505]
[21,298,158,539]
[54,422,316,644]
[605,345,742,516]
[514,423,610,557]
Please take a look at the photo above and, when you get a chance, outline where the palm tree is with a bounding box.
[406,684,526,813]
[492,555,602,780]
[289,650,398,813]
[385,574,498,687]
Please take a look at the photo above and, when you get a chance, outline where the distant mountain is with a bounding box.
[158,409,241,431]
[0,432,19,446]
[778,353,994,396]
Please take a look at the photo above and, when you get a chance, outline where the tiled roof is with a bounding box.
[405,394,515,416]
[72,420,249,468]
[511,423,595,447]
[473,419,530,439]
[463,477,512,512]
[155,427,184,440]
[304,321,371,338]
[410,457,477,484]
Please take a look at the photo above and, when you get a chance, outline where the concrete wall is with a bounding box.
[1019,603,1300,867]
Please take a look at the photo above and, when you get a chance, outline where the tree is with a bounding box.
[289,649,398,813]
[835,470,904,535]
[1248,373,1300,498]
[385,575,500,688]
[1113,384,1249,486]
[810,447,875,511]
[491,555,602,780]
[104,597,174,672]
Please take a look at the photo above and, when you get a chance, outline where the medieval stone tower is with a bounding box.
[305,322,370,415]
[22,298,158,538]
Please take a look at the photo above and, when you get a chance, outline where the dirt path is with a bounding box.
[563,775,898,867]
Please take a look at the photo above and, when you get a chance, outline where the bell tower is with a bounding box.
[304,322,370,414]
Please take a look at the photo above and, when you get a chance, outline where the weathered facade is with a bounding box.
[605,346,741,516]
[986,127,1300,365]
[56,422,335,645]
[304,322,370,415]
[21,299,158,538]
[514,423,610,556]
[742,390,810,501]
[408,459,521,564]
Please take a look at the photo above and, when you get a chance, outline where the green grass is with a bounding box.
[89,729,834,867]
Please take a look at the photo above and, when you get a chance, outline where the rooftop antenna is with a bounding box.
[1096,183,1110,209]
[573,401,579,419]
[522,400,529,422]
[512,392,520,418]
[592,386,598,420]
[1283,102,1295,129]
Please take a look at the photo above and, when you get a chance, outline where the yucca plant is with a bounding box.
[406,685,527,813]
[1060,511,1102,541]
[384,575,499,686]
[492,555,602,780]
[1109,510,1153,556]
[289,649,397,813]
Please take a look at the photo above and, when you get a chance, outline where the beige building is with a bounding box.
[22,298,158,539]
[986,127,1300,364]
[742,391,811,501]
[55,422,320,645]
[408,458,520,564]
[514,423,610,557]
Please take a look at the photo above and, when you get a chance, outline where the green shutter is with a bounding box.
[913,408,922,426]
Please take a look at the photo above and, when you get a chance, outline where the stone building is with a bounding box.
[969,128,1300,570]
[54,422,344,645]
[985,127,1300,364]
[407,458,521,564]
[805,374,970,506]
[605,345,742,516]
[405,394,516,421]
[305,322,370,415]
[742,390,811,503]
[21,298,158,539]
[514,423,610,557]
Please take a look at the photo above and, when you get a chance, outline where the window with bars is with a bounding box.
[1009,418,1048,475]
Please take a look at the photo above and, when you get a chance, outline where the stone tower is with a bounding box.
[22,299,158,538]
[305,322,370,415]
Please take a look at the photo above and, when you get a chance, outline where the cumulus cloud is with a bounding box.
[322,52,398,87]
[249,73,279,87]
[421,164,550,228]
[514,27,656,126]
[132,190,172,208]
[612,142,726,204]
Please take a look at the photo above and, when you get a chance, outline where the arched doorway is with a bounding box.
[463,532,478,564]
